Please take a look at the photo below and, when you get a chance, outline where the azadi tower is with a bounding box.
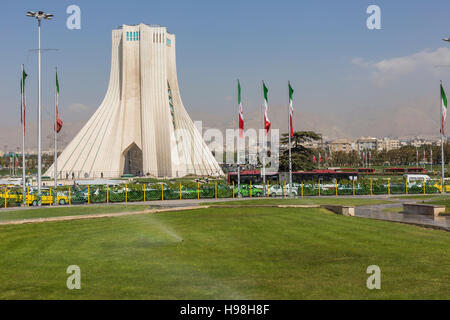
[46,24,223,179]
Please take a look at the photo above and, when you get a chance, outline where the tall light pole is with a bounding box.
[26,11,53,197]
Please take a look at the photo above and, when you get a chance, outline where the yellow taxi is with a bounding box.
[22,189,69,206]
[0,187,21,202]
[432,183,450,193]
[0,187,70,206]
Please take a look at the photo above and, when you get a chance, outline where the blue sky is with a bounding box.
[2,0,450,146]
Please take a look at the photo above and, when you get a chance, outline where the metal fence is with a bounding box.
[0,179,444,208]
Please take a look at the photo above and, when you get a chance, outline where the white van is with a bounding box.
[403,174,430,185]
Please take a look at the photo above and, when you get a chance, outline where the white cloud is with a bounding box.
[353,47,450,86]
[67,103,89,113]
[351,57,373,68]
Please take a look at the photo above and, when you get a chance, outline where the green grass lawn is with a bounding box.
[0,206,448,299]
[0,205,148,222]
[426,197,450,214]
[208,198,394,206]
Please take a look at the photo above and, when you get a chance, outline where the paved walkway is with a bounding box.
[0,206,208,226]
[0,197,229,212]
[355,200,450,231]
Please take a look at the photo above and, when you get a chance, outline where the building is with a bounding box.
[45,24,223,179]
[356,137,377,152]
[330,138,353,153]
[377,138,400,152]
[300,141,320,149]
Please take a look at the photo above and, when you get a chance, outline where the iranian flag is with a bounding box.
[56,71,63,133]
[20,67,27,134]
[263,81,270,135]
[441,83,447,135]
[238,80,244,138]
[289,82,294,138]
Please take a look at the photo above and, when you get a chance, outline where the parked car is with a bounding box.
[268,184,297,197]
[20,189,70,206]
[237,184,263,197]
[403,174,431,186]
[432,182,450,192]
[337,184,362,191]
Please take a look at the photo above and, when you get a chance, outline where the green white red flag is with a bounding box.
[56,70,63,133]
[20,66,27,134]
[441,83,447,135]
[263,81,270,135]
[289,82,294,138]
[238,80,244,138]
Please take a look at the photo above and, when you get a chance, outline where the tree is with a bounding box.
[279,131,321,171]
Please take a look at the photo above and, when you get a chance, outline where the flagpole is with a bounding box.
[288,81,292,197]
[441,130,445,193]
[237,80,241,198]
[260,93,263,189]
[37,17,43,197]
[441,80,445,194]
[54,66,57,190]
[21,64,26,205]
[237,126,240,198]
[262,81,266,196]
[237,133,240,198]
[431,146,433,173]
[366,149,368,168]
[416,147,418,167]
[423,148,426,169]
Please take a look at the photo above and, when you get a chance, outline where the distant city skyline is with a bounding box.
[2,1,450,150]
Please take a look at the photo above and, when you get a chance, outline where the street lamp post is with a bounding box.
[26,11,52,198]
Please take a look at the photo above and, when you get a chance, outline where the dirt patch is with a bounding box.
[0,206,209,226]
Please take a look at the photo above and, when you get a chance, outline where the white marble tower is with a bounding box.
[45,24,223,178]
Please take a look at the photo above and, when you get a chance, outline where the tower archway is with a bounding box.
[123,143,143,176]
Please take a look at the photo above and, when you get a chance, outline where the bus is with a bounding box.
[406,167,426,174]
[383,167,405,174]
[227,170,278,184]
[357,168,376,174]
[336,168,357,172]
[228,169,359,184]
[290,170,359,182]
